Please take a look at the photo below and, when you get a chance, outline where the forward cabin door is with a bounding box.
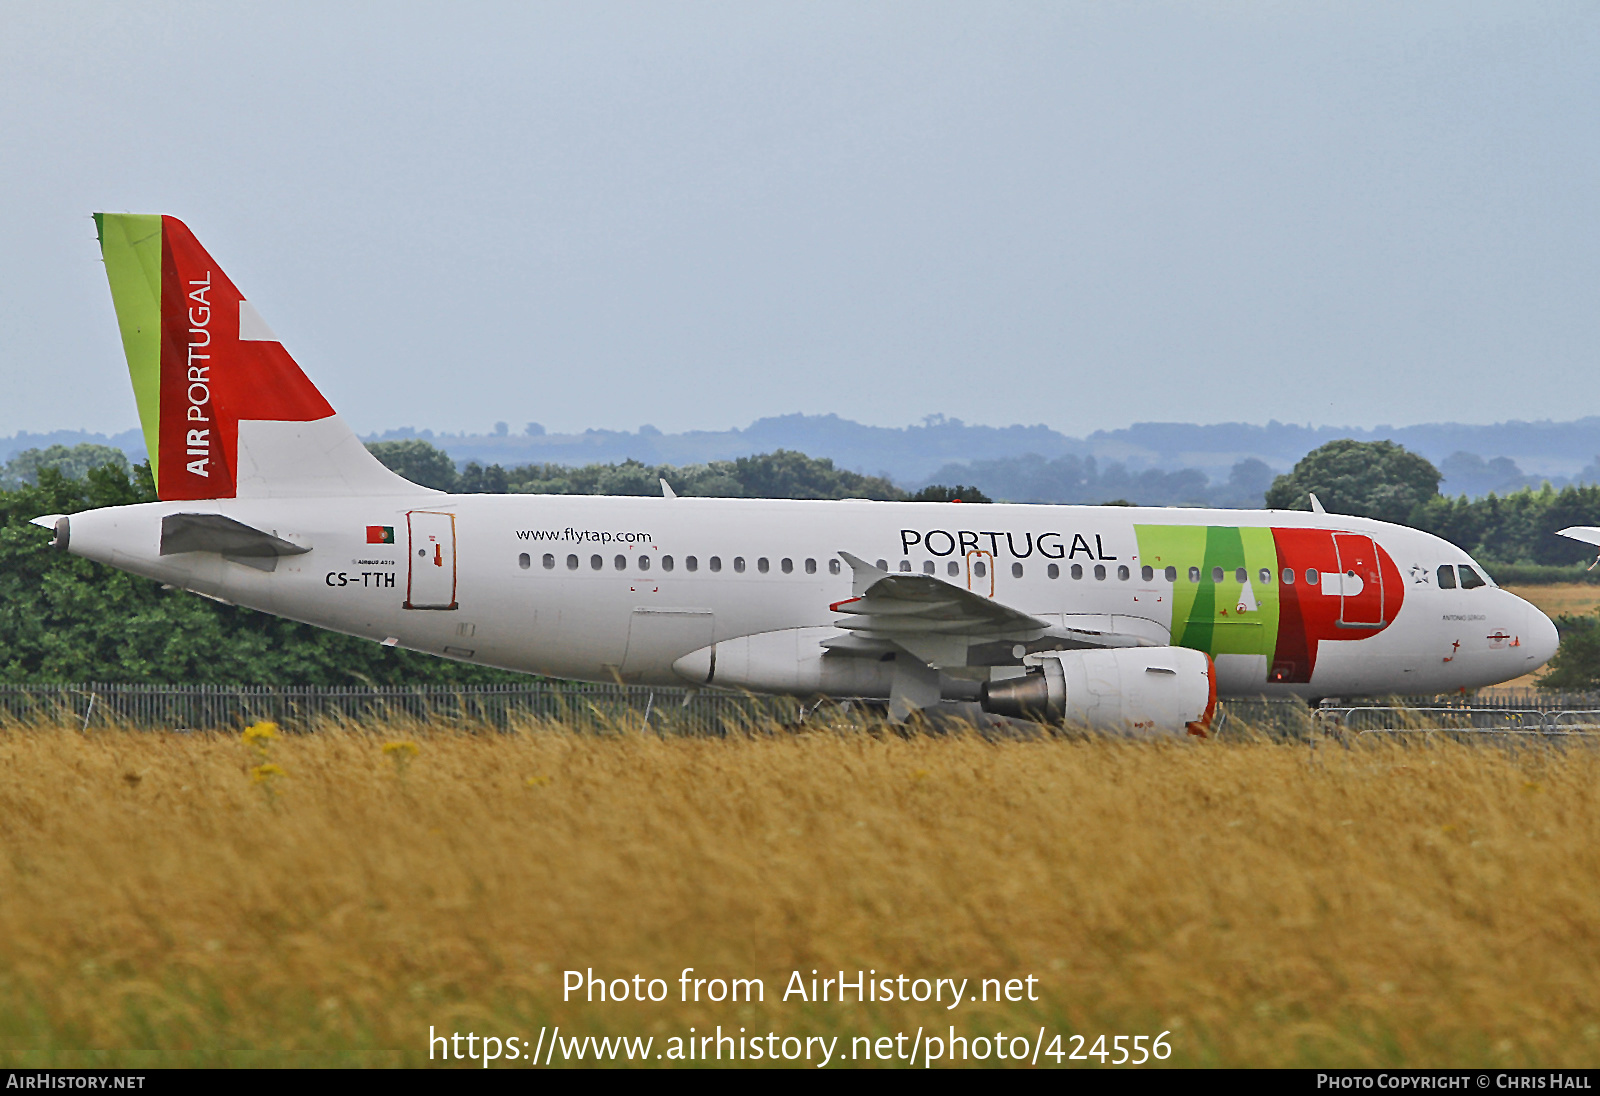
[405,511,458,610]
[1331,533,1384,627]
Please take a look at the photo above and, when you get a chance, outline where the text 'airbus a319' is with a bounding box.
[33,214,1561,735]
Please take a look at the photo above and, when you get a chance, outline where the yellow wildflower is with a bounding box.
[250,763,286,784]
[243,722,280,752]
[384,740,420,779]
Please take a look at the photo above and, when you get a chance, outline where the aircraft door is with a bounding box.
[405,511,458,610]
[1332,533,1384,627]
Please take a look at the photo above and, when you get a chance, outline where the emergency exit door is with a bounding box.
[405,511,458,610]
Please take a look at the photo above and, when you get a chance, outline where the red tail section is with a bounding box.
[157,217,334,500]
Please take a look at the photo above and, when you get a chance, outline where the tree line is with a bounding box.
[1264,438,1600,579]
[364,439,991,501]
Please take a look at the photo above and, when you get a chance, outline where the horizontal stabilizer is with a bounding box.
[161,513,310,571]
[1557,526,1600,548]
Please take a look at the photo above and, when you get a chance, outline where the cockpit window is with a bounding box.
[1458,565,1486,589]
[1437,565,1457,589]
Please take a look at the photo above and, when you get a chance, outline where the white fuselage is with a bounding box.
[60,493,1559,700]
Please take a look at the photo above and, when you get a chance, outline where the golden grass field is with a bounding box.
[0,714,1597,1068]
[1505,583,1600,620]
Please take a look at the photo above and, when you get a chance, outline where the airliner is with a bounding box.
[32,214,1561,735]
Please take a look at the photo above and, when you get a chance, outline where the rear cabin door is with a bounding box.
[1331,533,1384,627]
[406,510,458,610]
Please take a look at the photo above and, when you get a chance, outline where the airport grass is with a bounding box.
[0,713,1597,1069]
[1505,582,1600,620]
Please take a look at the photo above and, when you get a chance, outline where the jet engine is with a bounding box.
[980,647,1216,736]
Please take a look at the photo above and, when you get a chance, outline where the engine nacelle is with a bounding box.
[980,647,1216,736]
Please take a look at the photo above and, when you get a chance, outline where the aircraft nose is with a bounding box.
[1525,604,1560,671]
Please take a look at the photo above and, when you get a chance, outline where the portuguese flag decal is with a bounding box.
[367,526,395,544]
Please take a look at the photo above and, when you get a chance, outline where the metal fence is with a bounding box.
[1311,705,1600,739]
[0,681,802,736]
[3,682,1599,739]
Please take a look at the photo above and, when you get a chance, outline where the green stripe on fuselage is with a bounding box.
[1135,525,1281,659]
[95,213,164,483]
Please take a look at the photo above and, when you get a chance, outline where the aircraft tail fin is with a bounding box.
[94,213,423,500]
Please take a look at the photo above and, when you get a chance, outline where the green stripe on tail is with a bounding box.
[94,213,164,483]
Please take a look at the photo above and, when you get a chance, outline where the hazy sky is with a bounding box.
[2,2,1597,439]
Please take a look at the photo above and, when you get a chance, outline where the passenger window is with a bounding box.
[1259,568,1271,585]
[900,560,912,572]
[1212,566,1224,583]
[1437,565,1456,589]
[1306,567,1320,585]
[1011,562,1024,578]
[1236,567,1247,584]
[1282,568,1294,584]
[590,554,603,571]
[686,555,699,572]
[947,561,960,577]
[734,557,746,573]
[614,554,627,570]
[566,554,579,570]
[638,555,650,571]
[829,559,841,575]
[974,561,987,578]
[1047,563,1060,579]
[1459,565,1486,589]
[923,561,935,575]
[662,555,674,572]
[542,553,555,570]
[1094,564,1106,580]
[781,558,793,574]
[1164,566,1176,582]
[709,556,722,573]
[805,558,816,574]
[877,559,888,570]
[1117,565,1129,580]
[518,553,531,570]
[1141,565,1154,581]
[757,557,769,573]
[1189,566,1200,583]
[1071,564,1083,580]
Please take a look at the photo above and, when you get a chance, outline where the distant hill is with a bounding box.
[9,414,1600,504]
[1,429,146,465]
[360,414,1600,487]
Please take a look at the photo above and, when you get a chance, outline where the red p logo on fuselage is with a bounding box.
[1268,528,1402,684]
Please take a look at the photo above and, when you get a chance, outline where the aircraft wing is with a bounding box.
[825,552,1162,668]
